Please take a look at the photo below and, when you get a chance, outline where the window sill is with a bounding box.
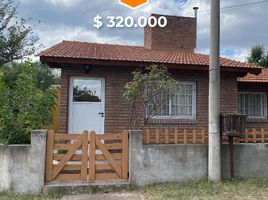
[147,118,198,125]
[246,118,268,123]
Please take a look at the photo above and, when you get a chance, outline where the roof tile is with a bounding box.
[39,40,260,69]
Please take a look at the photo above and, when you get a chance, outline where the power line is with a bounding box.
[184,0,268,15]
[104,0,268,43]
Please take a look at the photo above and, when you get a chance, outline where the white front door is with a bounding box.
[68,77,105,134]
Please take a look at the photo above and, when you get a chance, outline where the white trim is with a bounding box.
[68,76,105,133]
[147,81,197,120]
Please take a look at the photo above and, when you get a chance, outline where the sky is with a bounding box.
[17,0,268,62]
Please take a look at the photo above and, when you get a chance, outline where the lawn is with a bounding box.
[0,179,267,200]
[142,178,268,200]
[0,192,62,200]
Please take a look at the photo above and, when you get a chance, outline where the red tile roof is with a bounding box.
[238,68,268,83]
[39,40,260,69]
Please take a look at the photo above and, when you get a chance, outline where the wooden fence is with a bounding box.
[45,130,128,182]
[143,128,268,145]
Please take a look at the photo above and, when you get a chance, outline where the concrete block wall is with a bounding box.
[129,130,268,185]
[0,130,47,194]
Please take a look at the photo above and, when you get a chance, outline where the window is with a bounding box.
[238,92,267,118]
[147,82,196,119]
[73,78,102,102]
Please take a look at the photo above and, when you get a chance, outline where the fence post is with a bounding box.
[81,131,89,180]
[122,130,129,179]
[261,129,265,143]
[45,130,54,182]
[193,129,197,144]
[174,129,178,144]
[145,129,150,144]
[253,129,257,143]
[245,129,248,143]
[89,131,96,181]
[183,130,187,144]
[202,129,206,144]
[165,129,169,144]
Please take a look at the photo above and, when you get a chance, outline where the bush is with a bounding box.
[0,60,57,144]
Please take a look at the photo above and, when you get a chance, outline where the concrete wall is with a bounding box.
[0,130,47,194]
[129,130,268,185]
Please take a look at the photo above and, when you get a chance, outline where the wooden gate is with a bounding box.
[45,130,128,182]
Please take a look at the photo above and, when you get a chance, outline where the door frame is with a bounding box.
[68,76,105,134]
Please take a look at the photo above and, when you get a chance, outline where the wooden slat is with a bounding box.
[95,173,120,180]
[62,165,81,171]
[156,129,160,144]
[95,135,122,177]
[97,133,122,140]
[184,130,187,144]
[89,131,96,181]
[245,129,249,143]
[174,129,178,144]
[54,144,73,151]
[54,154,81,161]
[165,129,169,144]
[96,153,122,161]
[253,129,257,143]
[122,130,128,179]
[54,174,81,181]
[96,164,113,171]
[193,129,196,144]
[81,131,89,180]
[46,130,54,181]
[261,129,265,143]
[96,143,122,150]
[146,129,150,144]
[52,135,83,179]
[54,134,81,141]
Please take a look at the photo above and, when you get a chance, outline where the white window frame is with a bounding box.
[238,92,267,119]
[147,81,197,120]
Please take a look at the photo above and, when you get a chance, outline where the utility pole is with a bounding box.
[208,0,221,181]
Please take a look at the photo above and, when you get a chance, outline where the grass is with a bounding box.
[0,179,267,200]
[0,192,62,200]
[141,178,268,200]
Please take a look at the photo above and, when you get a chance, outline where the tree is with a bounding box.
[0,60,57,144]
[123,65,179,129]
[1,61,59,91]
[247,45,268,68]
[0,0,38,65]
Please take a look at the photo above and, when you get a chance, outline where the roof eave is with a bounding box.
[39,56,262,74]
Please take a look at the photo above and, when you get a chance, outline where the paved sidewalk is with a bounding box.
[61,192,145,200]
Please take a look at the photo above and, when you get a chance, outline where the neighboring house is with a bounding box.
[39,14,261,134]
[238,68,268,130]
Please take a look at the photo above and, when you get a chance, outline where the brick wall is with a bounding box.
[144,14,196,51]
[238,82,268,130]
[59,65,238,133]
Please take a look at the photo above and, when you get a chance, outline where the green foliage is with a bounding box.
[247,45,268,68]
[123,65,179,129]
[0,60,57,144]
[1,61,59,91]
[0,0,39,65]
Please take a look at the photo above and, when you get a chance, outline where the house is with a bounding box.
[238,68,268,130]
[39,14,262,134]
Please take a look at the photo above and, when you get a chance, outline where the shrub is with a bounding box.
[0,60,57,144]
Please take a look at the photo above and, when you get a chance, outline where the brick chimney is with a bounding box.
[144,14,196,52]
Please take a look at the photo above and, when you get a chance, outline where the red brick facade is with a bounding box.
[59,65,238,133]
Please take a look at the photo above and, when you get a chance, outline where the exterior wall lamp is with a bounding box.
[84,65,92,74]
